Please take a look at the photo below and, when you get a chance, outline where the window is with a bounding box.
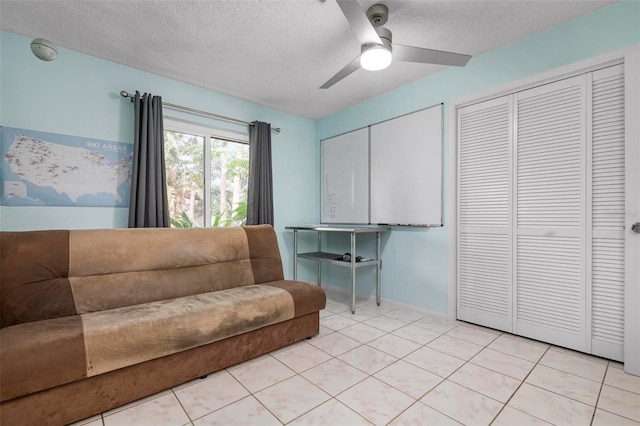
[164,120,249,228]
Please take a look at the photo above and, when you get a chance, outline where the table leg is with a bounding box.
[317,232,322,287]
[293,229,298,280]
[351,231,356,314]
[376,232,381,306]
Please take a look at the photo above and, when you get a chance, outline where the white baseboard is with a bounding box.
[320,283,449,320]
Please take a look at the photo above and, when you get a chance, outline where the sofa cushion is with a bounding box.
[1,225,286,327]
[264,280,326,317]
[82,284,295,377]
[0,316,87,402]
[69,262,256,315]
[0,230,77,328]
[244,225,285,283]
[1,281,325,401]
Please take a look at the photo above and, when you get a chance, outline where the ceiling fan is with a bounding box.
[320,0,472,89]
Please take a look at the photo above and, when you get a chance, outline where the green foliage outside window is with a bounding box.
[164,130,249,228]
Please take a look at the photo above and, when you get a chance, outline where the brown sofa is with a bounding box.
[0,224,325,425]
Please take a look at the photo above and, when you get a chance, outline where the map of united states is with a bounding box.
[3,132,132,206]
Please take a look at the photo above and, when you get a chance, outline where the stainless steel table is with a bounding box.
[285,225,390,314]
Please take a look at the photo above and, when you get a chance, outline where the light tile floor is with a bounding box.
[72,290,640,426]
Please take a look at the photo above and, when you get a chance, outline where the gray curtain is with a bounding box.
[247,121,274,225]
[128,91,170,228]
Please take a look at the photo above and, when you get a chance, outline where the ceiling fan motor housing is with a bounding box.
[362,27,392,59]
[367,4,389,27]
[375,27,392,44]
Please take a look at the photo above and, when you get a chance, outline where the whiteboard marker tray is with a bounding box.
[297,251,379,267]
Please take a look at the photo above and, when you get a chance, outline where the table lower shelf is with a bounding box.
[297,251,379,267]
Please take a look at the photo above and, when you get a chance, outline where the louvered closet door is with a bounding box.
[591,64,625,361]
[515,76,587,351]
[457,96,513,332]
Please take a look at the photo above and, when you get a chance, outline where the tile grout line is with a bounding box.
[182,356,289,424]
[224,362,286,425]
[343,304,493,420]
[381,368,454,426]
[411,323,630,425]
[591,361,610,426]
[276,375,333,425]
[490,344,624,424]
[171,388,195,424]
[282,318,380,426]
[420,329,508,425]
[524,361,609,408]
[99,390,174,420]
[488,344,553,425]
[354,323,501,425]
[227,326,370,425]
[315,304,455,424]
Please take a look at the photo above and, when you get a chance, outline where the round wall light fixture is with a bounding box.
[30,38,58,61]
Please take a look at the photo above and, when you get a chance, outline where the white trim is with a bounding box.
[447,102,457,321]
[163,119,249,144]
[448,45,640,367]
[204,133,212,227]
[624,48,640,376]
[163,118,250,228]
[322,283,450,320]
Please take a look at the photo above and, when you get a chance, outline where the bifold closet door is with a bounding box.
[457,96,513,332]
[456,65,627,361]
[514,75,588,351]
[590,64,625,361]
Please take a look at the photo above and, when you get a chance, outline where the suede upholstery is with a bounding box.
[0,225,325,426]
[1,230,76,327]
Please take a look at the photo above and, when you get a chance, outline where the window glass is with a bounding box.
[165,130,204,227]
[211,138,249,227]
[164,123,249,228]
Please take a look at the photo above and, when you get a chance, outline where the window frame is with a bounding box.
[164,118,249,227]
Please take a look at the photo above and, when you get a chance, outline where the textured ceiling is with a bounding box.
[0,0,617,119]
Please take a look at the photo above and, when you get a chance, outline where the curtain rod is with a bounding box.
[120,90,281,133]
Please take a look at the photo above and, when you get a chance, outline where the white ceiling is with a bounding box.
[0,0,616,119]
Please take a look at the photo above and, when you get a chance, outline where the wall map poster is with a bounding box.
[1,127,133,207]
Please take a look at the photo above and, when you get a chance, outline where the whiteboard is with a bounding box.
[370,105,443,225]
[320,128,369,223]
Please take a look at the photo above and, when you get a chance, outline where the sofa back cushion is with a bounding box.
[1,225,284,327]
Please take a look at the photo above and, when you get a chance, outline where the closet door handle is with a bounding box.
[632,222,640,233]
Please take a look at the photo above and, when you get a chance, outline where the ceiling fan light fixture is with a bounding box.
[360,43,392,71]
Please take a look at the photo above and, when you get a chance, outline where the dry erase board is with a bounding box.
[320,104,443,226]
[320,128,369,223]
[370,105,443,225]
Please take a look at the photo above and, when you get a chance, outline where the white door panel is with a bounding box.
[457,96,513,332]
[515,76,587,352]
[591,64,626,361]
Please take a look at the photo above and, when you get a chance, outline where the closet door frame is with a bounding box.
[447,45,640,375]
[623,49,640,376]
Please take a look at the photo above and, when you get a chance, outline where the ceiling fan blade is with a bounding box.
[337,0,382,46]
[393,44,471,67]
[320,55,361,89]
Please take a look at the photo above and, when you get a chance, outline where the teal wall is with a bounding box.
[0,30,319,282]
[315,1,640,314]
[1,2,639,313]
